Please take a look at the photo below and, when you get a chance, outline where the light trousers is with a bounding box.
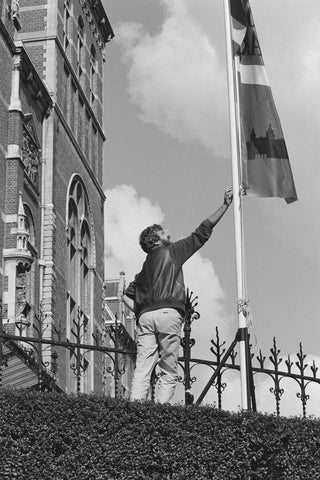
[130,308,183,404]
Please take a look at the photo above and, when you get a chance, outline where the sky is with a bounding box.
[102,0,320,416]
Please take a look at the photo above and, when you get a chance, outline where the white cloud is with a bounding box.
[115,0,320,169]
[115,0,229,156]
[183,253,233,351]
[104,184,164,280]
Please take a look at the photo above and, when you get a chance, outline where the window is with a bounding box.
[85,110,90,162]
[78,96,84,148]
[63,0,71,49]
[67,179,92,320]
[70,81,77,132]
[80,222,90,317]
[92,124,98,175]
[67,178,92,334]
[22,115,41,190]
[63,65,70,118]
[77,16,84,77]
[89,45,96,106]
[66,178,93,392]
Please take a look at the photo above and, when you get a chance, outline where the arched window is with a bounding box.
[77,16,84,77]
[66,178,94,392]
[89,45,96,106]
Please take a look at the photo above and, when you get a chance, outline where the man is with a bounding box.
[122,187,233,403]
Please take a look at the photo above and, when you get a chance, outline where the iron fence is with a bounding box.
[178,291,320,417]
[0,307,135,396]
[1,294,319,417]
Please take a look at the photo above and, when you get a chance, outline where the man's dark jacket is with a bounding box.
[125,219,214,319]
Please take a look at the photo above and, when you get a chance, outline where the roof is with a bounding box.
[103,279,119,298]
[1,338,63,392]
[2,344,39,389]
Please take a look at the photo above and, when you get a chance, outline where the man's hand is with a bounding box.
[207,187,233,226]
[224,187,233,207]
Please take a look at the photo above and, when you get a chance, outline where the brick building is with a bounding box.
[0,0,114,393]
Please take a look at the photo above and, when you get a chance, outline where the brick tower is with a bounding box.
[0,0,113,393]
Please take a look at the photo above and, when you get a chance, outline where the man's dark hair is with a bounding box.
[139,224,163,253]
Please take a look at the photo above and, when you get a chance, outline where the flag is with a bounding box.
[230,0,297,203]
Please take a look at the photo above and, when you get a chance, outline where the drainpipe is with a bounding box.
[39,107,51,310]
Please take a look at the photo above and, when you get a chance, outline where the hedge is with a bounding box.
[0,389,320,479]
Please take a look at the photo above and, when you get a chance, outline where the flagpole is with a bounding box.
[223,0,249,410]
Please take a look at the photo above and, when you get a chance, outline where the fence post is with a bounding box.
[0,313,3,388]
[182,307,195,405]
[114,320,120,398]
[269,337,283,416]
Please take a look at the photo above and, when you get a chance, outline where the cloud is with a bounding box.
[115,0,229,156]
[104,184,164,279]
[115,0,320,169]
[183,254,233,350]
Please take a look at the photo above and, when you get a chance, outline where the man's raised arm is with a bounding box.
[207,187,233,227]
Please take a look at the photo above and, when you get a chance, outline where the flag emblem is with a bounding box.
[230,0,297,203]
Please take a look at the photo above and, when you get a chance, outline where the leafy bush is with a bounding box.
[0,389,320,479]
